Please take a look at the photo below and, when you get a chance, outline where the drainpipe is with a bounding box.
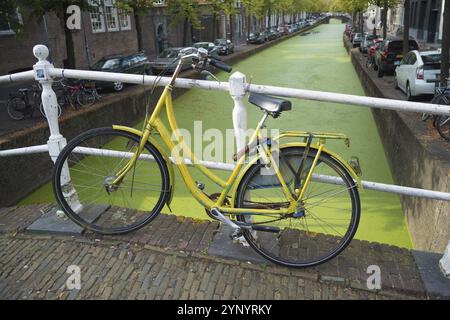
[81,12,92,68]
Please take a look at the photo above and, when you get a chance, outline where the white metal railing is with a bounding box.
[1,44,449,276]
[1,44,450,203]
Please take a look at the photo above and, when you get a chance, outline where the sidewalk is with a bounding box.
[0,205,430,300]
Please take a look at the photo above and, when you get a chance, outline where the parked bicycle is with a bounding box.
[52,48,362,268]
[54,79,98,109]
[421,78,450,141]
[6,84,61,120]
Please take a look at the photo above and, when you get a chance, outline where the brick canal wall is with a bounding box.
[343,36,450,253]
[0,21,327,208]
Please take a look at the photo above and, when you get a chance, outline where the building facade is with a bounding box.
[409,0,445,44]
[0,1,201,74]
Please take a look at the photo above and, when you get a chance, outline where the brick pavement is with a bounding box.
[0,205,429,300]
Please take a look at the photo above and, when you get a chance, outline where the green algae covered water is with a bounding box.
[21,19,413,248]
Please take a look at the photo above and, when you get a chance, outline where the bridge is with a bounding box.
[0,20,449,299]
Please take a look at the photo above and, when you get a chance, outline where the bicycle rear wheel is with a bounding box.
[53,127,170,234]
[7,97,26,120]
[77,90,96,106]
[234,147,360,268]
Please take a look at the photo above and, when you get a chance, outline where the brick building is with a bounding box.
[0,0,194,74]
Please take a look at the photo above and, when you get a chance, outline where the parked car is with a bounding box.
[266,29,278,41]
[352,33,364,48]
[360,34,381,53]
[395,50,450,100]
[91,52,151,92]
[278,25,289,36]
[193,42,218,56]
[149,47,193,75]
[213,38,234,55]
[247,32,266,44]
[374,37,420,78]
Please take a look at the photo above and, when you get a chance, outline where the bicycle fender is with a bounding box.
[230,143,362,207]
[112,125,175,207]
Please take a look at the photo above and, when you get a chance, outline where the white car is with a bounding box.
[395,50,447,100]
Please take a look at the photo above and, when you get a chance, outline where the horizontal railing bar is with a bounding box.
[0,144,48,156]
[248,84,450,116]
[48,68,230,92]
[1,68,448,116]
[71,146,236,171]
[47,68,450,116]
[312,174,450,202]
[1,144,449,202]
[0,70,34,84]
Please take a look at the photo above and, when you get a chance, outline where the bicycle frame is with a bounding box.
[109,60,360,216]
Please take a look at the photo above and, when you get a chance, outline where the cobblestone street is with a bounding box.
[0,205,429,300]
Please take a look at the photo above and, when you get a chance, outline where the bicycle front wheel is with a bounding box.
[234,147,360,268]
[7,97,26,120]
[53,127,171,235]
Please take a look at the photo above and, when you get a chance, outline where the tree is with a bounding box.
[207,0,226,40]
[221,0,237,42]
[168,0,201,46]
[242,0,264,35]
[402,0,410,55]
[441,0,450,87]
[116,0,155,52]
[1,0,90,68]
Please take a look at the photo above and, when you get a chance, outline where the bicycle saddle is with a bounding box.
[248,92,292,118]
[18,88,30,93]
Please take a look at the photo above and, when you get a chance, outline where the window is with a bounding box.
[0,10,22,35]
[153,0,166,6]
[104,0,119,31]
[90,0,131,33]
[118,9,131,30]
[89,0,105,33]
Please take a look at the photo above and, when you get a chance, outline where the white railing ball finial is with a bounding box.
[33,44,49,62]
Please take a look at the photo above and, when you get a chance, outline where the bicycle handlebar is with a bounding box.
[209,57,232,73]
[179,47,232,73]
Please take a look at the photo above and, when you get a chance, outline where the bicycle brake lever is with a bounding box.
[200,70,220,83]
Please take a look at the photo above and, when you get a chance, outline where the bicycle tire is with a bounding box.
[436,115,450,141]
[77,90,96,106]
[7,97,26,120]
[53,127,171,235]
[234,146,360,268]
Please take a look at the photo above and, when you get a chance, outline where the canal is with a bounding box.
[21,19,412,249]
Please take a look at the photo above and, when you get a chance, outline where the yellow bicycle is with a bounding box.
[53,48,362,267]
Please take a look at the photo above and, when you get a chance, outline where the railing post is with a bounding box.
[229,72,247,153]
[33,45,65,162]
[33,44,82,214]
